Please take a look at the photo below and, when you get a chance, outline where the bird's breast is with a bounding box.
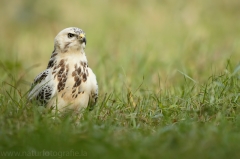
[49,55,92,110]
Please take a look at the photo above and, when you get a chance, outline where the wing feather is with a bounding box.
[87,67,98,110]
[28,69,56,105]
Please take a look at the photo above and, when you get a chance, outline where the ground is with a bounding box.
[0,0,240,158]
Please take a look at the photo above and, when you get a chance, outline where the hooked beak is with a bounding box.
[79,33,86,44]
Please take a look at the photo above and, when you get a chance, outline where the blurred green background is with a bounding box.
[1,0,240,94]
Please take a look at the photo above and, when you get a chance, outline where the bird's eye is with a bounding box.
[68,33,74,38]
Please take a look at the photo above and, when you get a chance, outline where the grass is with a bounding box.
[1,0,240,158]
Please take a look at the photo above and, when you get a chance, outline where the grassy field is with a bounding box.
[1,0,240,158]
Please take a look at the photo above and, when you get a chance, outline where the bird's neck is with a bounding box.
[57,49,87,62]
[54,46,85,55]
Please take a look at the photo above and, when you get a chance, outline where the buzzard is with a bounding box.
[28,27,98,112]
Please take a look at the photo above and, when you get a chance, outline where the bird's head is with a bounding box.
[54,27,87,53]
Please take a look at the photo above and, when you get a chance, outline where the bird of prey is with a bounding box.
[28,27,98,112]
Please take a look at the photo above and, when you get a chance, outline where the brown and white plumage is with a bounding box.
[28,27,98,112]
